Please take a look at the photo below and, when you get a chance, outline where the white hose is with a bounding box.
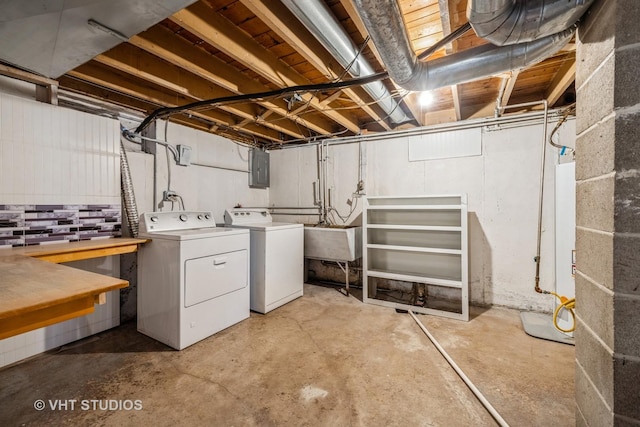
[409,311,510,427]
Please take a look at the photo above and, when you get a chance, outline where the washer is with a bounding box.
[137,211,250,350]
[224,208,303,314]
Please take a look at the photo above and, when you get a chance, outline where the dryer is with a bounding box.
[137,211,250,350]
[224,208,303,314]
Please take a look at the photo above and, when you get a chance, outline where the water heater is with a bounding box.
[555,162,576,336]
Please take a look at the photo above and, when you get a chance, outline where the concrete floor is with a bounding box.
[0,284,575,426]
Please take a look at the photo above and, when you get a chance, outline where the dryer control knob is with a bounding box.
[150,216,158,223]
[197,214,204,220]
[205,214,211,220]
[179,214,188,222]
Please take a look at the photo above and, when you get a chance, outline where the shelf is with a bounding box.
[363,194,468,321]
[366,224,462,232]
[366,269,463,289]
[366,205,462,211]
[367,244,461,255]
[0,238,148,340]
[362,297,467,321]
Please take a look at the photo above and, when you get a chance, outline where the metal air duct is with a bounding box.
[467,0,595,46]
[353,0,578,93]
[280,0,410,124]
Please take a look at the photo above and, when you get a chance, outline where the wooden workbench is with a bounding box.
[0,238,148,340]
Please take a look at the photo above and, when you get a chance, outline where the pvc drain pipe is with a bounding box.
[409,311,510,427]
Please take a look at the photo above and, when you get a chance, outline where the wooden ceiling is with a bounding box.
[58,0,577,147]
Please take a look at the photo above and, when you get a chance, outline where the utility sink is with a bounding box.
[304,225,362,262]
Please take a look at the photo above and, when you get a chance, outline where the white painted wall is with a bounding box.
[0,91,121,368]
[0,89,269,367]
[270,119,576,312]
[0,93,120,205]
[123,120,269,224]
[0,81,577,366]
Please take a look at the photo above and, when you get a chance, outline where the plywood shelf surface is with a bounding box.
[0,238,148,340]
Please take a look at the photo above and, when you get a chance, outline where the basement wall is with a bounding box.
[0,91,121,368]
[123,120,269,223]
[269,119,576,312]
[0,87,269,366]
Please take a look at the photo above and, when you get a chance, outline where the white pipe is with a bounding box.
[275,108,563,150]
[121,129,179,162]
[408,311,510,427]
[499,99,549,291]
[323,140,329,222]
[495,76,509,118]
[316,143,326,223]
[190,162,248,174]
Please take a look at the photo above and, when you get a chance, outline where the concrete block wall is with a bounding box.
[575,0,640,424]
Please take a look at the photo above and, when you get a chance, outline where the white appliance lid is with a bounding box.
[224,208,303,230]
[138,226,247,241]
[139,211,216,234]
[224,208,273,225]
[230,222,303,231]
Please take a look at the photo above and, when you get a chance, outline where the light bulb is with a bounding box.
[418,91,433,107]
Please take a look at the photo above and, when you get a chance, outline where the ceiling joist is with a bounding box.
[68,61,283,142]
[96,43,311,139]
[40,0,579,145]
[129,26,338,137]
[170,2,361,133]
[243,0,394,131]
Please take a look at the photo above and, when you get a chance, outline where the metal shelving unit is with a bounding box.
[362,195,469,321]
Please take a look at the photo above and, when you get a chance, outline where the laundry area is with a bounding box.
[1,0,638,426]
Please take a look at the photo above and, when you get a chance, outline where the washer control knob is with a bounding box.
[197,214,204,220]
[205,214,212,220]
[179,214,188,222]
[150,216,158,223]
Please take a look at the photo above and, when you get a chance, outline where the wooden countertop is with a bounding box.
[1,237,148,263]
[0,238,148,340]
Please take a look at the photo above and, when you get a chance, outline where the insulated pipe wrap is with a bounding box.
[354,0,575,93]
[353,0,418,88]
[467,0,595,46]
[281,0,410,124]
[415,27,575,91]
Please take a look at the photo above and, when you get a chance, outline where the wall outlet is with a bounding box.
[163,190,177,201]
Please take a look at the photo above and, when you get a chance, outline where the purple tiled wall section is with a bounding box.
[0,204,121,248]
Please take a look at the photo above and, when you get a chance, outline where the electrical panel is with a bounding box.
[249,149,270,188]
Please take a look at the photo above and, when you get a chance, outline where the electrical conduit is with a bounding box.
[409,311,510,427]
